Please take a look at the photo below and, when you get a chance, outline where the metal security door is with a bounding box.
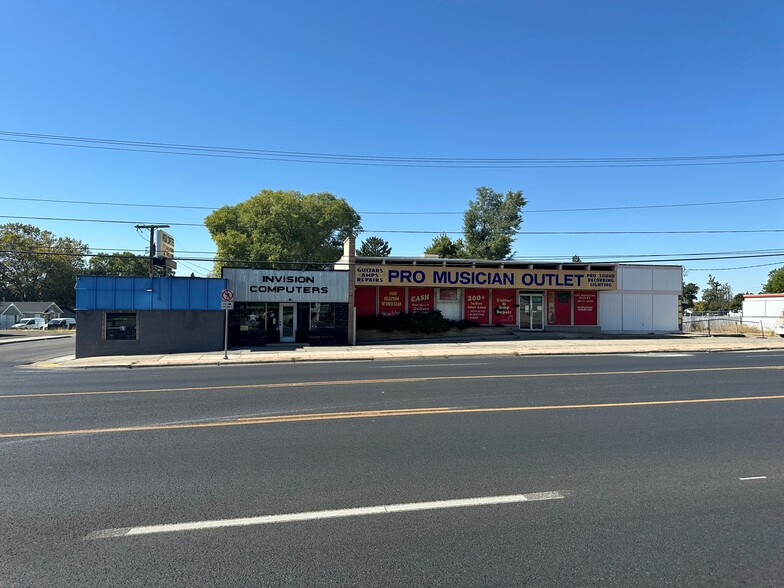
[279,303,297,342]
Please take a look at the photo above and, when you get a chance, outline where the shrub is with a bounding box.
[357,311,479,334]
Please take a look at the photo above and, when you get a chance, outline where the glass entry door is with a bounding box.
[279,303,297,342]
[519,293,544,330]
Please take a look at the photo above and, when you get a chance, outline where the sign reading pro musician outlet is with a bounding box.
[356,265,617,291]
[223,268,349,302]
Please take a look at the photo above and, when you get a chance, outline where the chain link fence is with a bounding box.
[681,312,770,336]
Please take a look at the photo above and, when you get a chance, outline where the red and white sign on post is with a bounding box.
[221,289,235,360]
[221,289,235,310]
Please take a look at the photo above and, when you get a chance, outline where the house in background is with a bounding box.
[0,302,63,329]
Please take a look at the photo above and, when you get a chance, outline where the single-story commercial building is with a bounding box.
[73,240,683,357]
[223,257,683,343]
[75,275,227,358]
[348,252,682,335]
[221,267,350,346]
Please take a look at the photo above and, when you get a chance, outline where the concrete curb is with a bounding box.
[0,334,73,346]
[33,342,784,370]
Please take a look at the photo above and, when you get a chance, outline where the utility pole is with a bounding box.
[134,224,170,278]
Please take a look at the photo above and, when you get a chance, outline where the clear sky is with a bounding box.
[1,1,782,294]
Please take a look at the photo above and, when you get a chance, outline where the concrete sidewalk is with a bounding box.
[34,333,784,369]
[0,333,73,345]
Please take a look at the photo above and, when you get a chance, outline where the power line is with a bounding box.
[0,215,784,236]
[85,246,784,259]
[20,244,784,261]
[2,194,783,215]
[0,215,191,226]
[4,249,784,266]
[3,214,784,236]
[688,261,784,271]
[2,130,784,168]
[369,229,784,236]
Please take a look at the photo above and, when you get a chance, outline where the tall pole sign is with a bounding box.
[134,224,170,278]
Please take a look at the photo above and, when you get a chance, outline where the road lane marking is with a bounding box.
[3,365,784,400]
[619,353,694,357]
[739,476,768,481]
[375,362,489,369]
[84,491,565,539]
[4,393,784,439]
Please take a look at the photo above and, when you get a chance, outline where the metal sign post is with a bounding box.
[221,290,235,360]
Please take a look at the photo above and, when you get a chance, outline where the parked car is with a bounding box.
[45,318,76,330]
[10,317,46,330]
[774,324,784,338]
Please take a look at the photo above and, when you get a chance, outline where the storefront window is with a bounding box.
[310,303,335,329]
[105,312,137,340]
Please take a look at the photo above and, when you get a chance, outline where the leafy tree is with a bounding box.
[424,233,465,258]
[701,274,732,311]
[462,187,526,259]
[730,293,745,311]
[0,223,88,306]
[357,236,392,257]
[87,252,151,276]
[204,189,362,272]
[762,266,784,294]
[682,282,700,309]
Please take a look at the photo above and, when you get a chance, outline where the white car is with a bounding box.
[774,324,784,338]
[45,317,76,330]
[10,317,46,330]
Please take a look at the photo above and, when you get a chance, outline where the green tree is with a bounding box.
[204,189,362,272]
[87,252,151,276]
[762,266,784,293]
[730,292,745,312]
[0,223,88,306]
[462,187,527,259]
[424,233,465,258]
[701,274,732,311]
[682,282,700,309]
[357,236,392,257]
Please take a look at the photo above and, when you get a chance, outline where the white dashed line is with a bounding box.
[739,476,768,481]
[84,490,565,539]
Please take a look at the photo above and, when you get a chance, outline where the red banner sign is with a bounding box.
[492,291,517,325]
[573,291,597,325]
[408,287,434,313]
[379,287,404,315]
[464,289,490,323]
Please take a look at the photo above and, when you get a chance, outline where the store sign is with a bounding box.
[356,265,616,291]
[408,287,435,313]
[573,291,598,325]
[155,230,175,259]
[492,291,516,325]
[223,269,349,302]
[379,287,404,315]
[464,289,490,323]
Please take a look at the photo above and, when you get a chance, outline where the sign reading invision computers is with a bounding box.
[223,269,349,302]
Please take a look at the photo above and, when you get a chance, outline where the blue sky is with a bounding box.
[1,1,782,294]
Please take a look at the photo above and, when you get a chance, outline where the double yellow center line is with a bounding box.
[2,365,783,400]
[2,393,784,439]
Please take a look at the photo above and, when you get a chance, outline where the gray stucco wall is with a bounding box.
[76,310,224,358]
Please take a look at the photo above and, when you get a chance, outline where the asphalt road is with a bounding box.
[2,339,783,586]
